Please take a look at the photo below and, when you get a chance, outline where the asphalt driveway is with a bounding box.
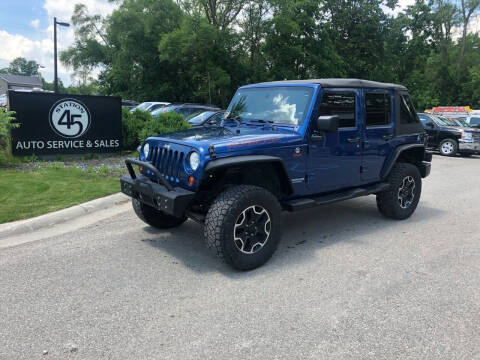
[1,155,479,359]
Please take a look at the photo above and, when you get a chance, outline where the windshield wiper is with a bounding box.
[248,119,274,124]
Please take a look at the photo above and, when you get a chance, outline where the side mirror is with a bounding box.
[316,115,339,132]
[426,121,435,128]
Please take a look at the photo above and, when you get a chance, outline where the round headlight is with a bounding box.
[189,152,200,171]
[143,143,150,159]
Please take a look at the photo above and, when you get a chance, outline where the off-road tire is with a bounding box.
[438,138,458,156]
[376,163,422,220]
[132,199,187,229]
[204,185,282,271]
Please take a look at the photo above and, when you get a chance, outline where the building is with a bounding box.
[0,74,43,94]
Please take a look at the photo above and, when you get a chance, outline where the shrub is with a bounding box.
[138,111,190,143]
[0,110,18,166]
[121,108,152,150]
[0,109,17,140]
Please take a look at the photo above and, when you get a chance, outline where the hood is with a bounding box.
[438,125,462,133]
[440,125,480,133]
[463,126,480,133]
[148,125,303,154]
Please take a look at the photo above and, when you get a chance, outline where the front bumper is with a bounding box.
[458,141,480,154]
[419,151,432,178]
[120,159,195,217]
[419,161,431,178]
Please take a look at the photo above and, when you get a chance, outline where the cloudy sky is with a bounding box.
[0,0,117,85]
[0,0,417,86]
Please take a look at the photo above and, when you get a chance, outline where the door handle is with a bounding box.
[347,137,361,143]
[382,135,394,141]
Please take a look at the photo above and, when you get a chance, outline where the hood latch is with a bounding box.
[209,144,216,159]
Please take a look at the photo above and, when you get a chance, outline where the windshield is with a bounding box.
[148,103,168,112]
[432,115,455,126]
[226,86,314,125]
[187,111,216,124]
[452,118,469,127]
[151,106,175,117]
[133,102,153,111]
[442,116,467,127]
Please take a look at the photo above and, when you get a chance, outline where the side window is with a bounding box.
[418,114,430,126]
[470,117,480,126]
[365,92,392,127]
[209,113,224,125]
[418,114,428,121]
[178,108,196,117]
[176,108,188,117]
[400,94,419,124]
[318,92,356,128]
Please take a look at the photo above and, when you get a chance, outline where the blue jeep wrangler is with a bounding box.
[121,79,432,270]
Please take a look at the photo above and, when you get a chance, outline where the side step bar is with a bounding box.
[283,183,390,212]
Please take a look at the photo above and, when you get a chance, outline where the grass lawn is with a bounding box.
[0,165,120,224]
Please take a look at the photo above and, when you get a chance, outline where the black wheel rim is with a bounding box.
[397,176,415,209]
[233,205,271,254]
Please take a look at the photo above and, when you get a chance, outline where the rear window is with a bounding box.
[399,94,419,124]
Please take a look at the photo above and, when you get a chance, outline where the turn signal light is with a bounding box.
[188,176,195,186]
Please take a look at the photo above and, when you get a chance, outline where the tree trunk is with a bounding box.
[456,24,468,80]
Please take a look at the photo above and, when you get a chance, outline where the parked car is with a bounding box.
[0,94,7,108]
[186,111,226,127]
[121,79,432,270]
[122,100,139,110]
[418,113,480,156]
[147,102,172,113]
[130,102,170,113]
[467,115,480,128]
[151,103,220,119]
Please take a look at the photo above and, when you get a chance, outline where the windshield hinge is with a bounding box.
[209,145,216,159]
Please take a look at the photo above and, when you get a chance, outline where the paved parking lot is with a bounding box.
[1,155,480,359]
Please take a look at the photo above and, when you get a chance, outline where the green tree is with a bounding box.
[323,0,397,79]
[158,16,240,106]
[5,57,41,76]
[42,78,65,93]
[264,0,343,80]
[456,0,480,79]
[238,0,271,83]
[59,0,480,110]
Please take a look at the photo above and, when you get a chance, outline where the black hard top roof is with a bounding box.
[253,78,407,91]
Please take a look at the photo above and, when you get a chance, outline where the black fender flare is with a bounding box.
[204,155,294,194]
[381,144,426,179]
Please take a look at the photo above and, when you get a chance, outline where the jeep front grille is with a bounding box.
[149,146,185,180]
[473,133,480,142]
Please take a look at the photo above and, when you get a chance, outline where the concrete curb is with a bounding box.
[0,193,130,239]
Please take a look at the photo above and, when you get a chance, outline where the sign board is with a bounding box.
[432,106,470,114]
[9,91,121,156]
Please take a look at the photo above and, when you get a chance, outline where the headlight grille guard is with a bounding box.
[124,158,174,191]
